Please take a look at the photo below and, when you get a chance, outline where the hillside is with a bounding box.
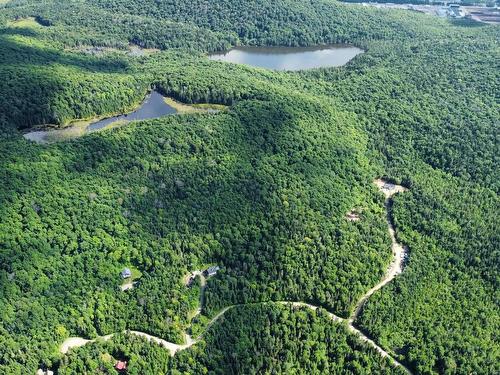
[0,1,498,374]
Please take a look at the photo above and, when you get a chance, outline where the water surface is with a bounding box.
[87,91,176,131]
[208,45,363,71]
[24,91,176,143]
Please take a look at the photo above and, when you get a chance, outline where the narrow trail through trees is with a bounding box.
[59,179,411,373]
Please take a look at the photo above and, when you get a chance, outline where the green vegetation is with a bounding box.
[122,266,142,284]
[58,304,405,374]
[357,168,499,374]
[163,97,227,114]
[1,90,388,373]
[0,0,498,374]
[0,29,148,129]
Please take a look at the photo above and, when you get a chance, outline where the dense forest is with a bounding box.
[58,304,406,374]
[0,0,498,374]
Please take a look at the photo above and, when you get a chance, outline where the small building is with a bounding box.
[448,4,464,17]
[121,268,132,279]
[115,360,127,372]
[204,265,220,277]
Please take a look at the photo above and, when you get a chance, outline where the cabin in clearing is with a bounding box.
[121,268,132,279]
[204,266,220,277]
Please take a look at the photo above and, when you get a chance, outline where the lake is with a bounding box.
[24,91,176,143]
[208,45,363,71]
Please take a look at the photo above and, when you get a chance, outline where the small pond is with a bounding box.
[208,45,363,71]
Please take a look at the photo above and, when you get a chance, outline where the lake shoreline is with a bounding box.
[22,91,174,144]
[208,44,364,71]
[22,91,227,144]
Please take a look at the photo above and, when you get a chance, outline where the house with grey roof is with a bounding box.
[121,268,132,279]
[204,266,220,277]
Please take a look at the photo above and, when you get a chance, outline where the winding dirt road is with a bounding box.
[284,180,410,372]
[351,179,408,322]
[59,308,231,356]
[59,179,411,372]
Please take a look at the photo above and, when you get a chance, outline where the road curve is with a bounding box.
[59,179,411,372]
[284,181,411,372]
[60,308,230,356]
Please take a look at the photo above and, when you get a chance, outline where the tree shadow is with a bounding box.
[448,18,489,28]
[0,27,130,71]
[0,26,135,128]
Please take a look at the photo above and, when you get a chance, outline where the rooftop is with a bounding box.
[115,360,127,371]
[121,268,132,278]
